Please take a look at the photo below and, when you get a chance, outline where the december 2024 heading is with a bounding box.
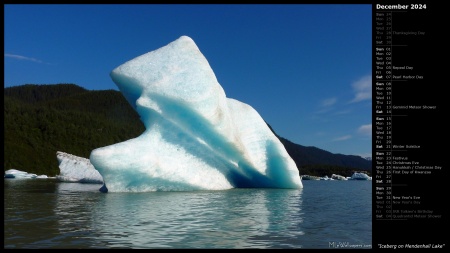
[376,4,427,10]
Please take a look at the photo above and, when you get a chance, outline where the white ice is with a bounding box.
[331,174,348,180]
[90,36,302,192]
[56,151,103,184]
[350,172,372,180]
[4,169,39,179]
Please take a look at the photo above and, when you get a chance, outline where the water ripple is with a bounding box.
[4,180,371,249]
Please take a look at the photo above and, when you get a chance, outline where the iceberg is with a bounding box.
[350,171,371,180]
[331,174,348,180]
[4,169,38,179]
[56,151,103,184]
[90,35,302,192]
[301,175,321,180]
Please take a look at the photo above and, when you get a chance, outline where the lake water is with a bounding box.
[4,179,372,249]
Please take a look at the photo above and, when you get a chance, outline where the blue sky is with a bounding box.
[4,4,372,158]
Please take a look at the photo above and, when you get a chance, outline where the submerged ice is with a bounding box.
[90,36,302,192]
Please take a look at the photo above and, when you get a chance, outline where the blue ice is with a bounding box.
[90,36,302,192]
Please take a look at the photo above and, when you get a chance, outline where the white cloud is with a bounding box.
[321,97,337,107]
[315,107,332,114]
[315,97,337,114]
[332,135,352,141]
[5,53,48,64]
[315,131,326,136]
[357,124,372,136]
[334,109,351,115]
[349,75,371,103]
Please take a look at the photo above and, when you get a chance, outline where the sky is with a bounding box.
[4,4,372,158]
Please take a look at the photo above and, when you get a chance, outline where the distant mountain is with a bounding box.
[266,125,372,177]
[4,84,371,177]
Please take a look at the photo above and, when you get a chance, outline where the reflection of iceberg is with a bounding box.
[56,182,105,192]
[54,182,105,245]
[56,151,103,184]
[79,189,303,248]
[90,36,302,192]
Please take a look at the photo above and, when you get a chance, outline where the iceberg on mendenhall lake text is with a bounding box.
[89,36,302,192]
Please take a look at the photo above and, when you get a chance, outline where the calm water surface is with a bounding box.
[4,179,372,249]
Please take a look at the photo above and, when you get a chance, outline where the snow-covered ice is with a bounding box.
[56,151,103,184]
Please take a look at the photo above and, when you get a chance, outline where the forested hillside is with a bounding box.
[4,84,145,176]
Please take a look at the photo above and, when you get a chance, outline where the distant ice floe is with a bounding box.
[4,152,103,184]
[301,172,371,181]
[350,172,372,180]
[4,169,48,179]
[331,174,348,180]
